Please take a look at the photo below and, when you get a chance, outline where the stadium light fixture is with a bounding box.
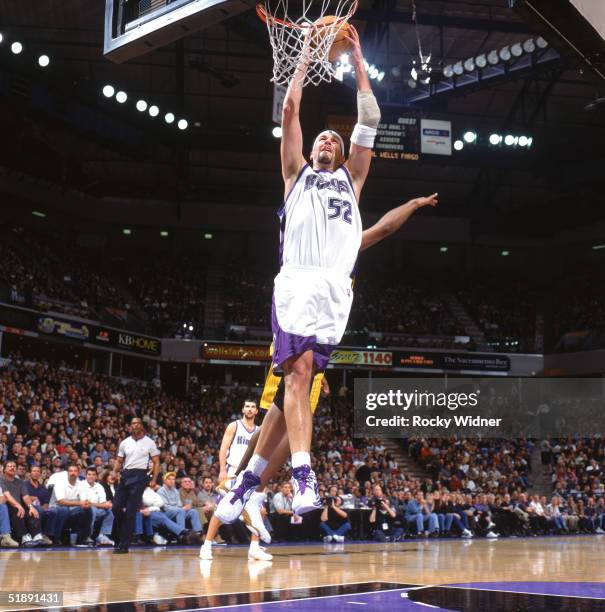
[204,233,213,239]
[160,231,168,237]
[32,211,46,218]
[523,38,536,54]
[443,65,454,78]
[38,55,50,68]
[272,126,282,138]
[440,246,448,253]
[463,58,475,72]
[102,85,115,98]
[136,100,148,112]
[475,54,487,69]
[511,43,523,58]
[0,33,3,44]
[453,61,464,76]
[536,37,548,49]
[164,112,175,124]
[501,250,510,256]
[463,131,477,144]
[518,136,529,147]
[453,140,464,151]
[487,50,499,66]
[489,134,502,145]
[148,105,159,117]
[11,42,23,55]
[499,46,511,61]
[188,325,194,332]
[122,228,131,235]
[504,134,515,146]
[115,91,127,103]
[177,119,188,130]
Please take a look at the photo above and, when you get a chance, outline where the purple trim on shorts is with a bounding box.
[271,294,335,374]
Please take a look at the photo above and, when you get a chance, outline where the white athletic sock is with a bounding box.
[203,539,213,548]
[248,454,268,477]
[291,451,311,469]
[249,539,260,552]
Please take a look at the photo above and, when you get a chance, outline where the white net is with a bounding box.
[258,0,358,88]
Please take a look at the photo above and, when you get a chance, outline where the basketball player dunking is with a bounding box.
[201,400,272,561]
[216,25,390,521]
[213,190,438,537]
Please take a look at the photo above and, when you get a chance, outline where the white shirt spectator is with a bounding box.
[142,487,164,512]
[47,471,69,488]
[327,449,342,462]
[50,478,85,507]
[79,481,107,505]
[118,435,160,470]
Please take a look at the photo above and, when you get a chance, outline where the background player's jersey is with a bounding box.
[226,420,258,470]
[279,164,361,278]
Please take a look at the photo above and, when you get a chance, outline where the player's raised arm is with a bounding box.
[360,193,438,252]
[344,25,381,201]
[280,43,311,193]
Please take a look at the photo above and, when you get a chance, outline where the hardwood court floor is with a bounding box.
[1,536,604,610]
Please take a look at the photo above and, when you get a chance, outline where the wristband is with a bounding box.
[351,123,377,149]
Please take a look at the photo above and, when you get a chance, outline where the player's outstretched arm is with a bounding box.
[344,25,380,201]
[360,193,438,252]
[281,42,311,192]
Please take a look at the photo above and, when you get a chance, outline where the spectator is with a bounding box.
[100,470,117,503]
[49,464,93,546]
[320,495,351,543]
[405,491,438,537]
[0,460,46,546]
[0,483,18,547]
[26,465,60,544]
[370,484,402,542]
[135,486,199,545]
[271,482,299,542]
[179,477,205,529]
[157,472,202,535]
[80,467,114,546]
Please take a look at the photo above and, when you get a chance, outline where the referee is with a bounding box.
[112,416,160,554]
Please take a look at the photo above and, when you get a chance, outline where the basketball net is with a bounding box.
[257,0,358,88]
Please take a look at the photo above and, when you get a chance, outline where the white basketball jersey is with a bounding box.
[278,164,362,278]
[226,420,258,469]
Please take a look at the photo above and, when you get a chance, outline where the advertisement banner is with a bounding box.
[37,316,90,341]
[395,351,510,372]
[90,327,161,356]
[420,118,452,156]
[202,344,271,362]
[329,349,393,367]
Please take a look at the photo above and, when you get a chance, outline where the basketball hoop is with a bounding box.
[257,0,358,88]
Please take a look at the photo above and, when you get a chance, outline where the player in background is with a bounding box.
[200,400,272,560]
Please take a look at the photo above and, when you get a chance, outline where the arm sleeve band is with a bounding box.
[351,123,377,149]
[357,91,381,129]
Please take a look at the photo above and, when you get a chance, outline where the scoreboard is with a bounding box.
[328,113,422,161]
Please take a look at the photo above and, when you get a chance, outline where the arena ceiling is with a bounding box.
[0,0,603,236]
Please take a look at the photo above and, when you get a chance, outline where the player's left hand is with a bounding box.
[413,193,438,208]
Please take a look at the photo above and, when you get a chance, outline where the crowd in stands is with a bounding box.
[1,357,605,548]
[456,279,537,353]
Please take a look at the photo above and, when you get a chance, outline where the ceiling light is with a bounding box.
[115,91,127,103]
[499,46,511,61]
[149,105,159,117]
[102,85,115,98]
[11,42,23,55]
[136,100,148,112]
[38,55,50,67]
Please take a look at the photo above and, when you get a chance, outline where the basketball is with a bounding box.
[311,15,354,63]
